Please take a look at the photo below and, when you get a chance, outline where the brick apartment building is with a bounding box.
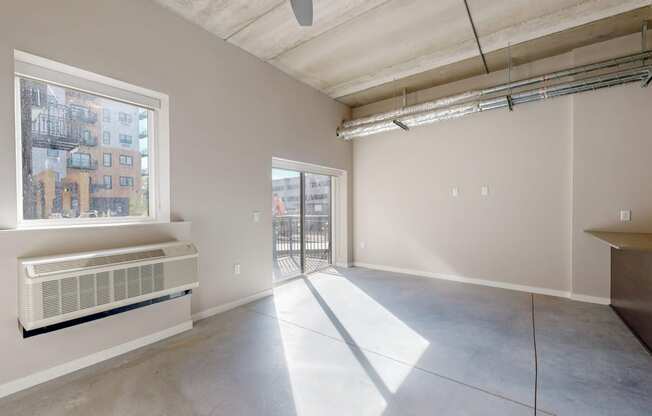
[21,78,147,219]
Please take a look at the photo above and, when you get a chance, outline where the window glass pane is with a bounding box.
[19,77,150,220]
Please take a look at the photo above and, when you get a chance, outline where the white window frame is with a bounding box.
[14,50,170,229]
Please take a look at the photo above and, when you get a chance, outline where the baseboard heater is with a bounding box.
[18,241,199,337]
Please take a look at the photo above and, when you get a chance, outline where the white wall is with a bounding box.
[0,0,351,388]
[353,33,652,300]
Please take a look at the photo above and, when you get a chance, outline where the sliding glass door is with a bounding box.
[272,169,332,281]
[303,173,332,274]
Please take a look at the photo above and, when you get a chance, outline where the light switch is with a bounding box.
[234,263,241,275]
[451,187,459,197]
[620,210,631,222]
[481,186,489,196]
[252,211,261,223]
[360,242,366,249]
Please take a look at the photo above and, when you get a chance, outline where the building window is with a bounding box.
[119,134,132,146]
[119,112,133,125]
[69,152,93,169]
[119,176,134,187]
[15,51,167,226]
[119,155,133,166]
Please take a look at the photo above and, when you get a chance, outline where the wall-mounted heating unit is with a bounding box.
[18,241,198,335]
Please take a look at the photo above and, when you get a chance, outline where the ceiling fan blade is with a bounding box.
[290,0,313,26]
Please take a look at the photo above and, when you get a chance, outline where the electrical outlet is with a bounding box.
[360,242,366,249]
[234,263,241,275]
[620,210,631,222]
[481,185,489,196]
[252,211,261,223]
[451,187,459,197]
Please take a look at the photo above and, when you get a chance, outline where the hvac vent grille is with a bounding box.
[61,277,78,314]
[40,264,167,320]
[114,270,126,301]
[127,268,140,298]
[96,272,110,306]
[141,265,153,295]
[33,249,166,275]
[79,274,95,309]
[42,280,60,319]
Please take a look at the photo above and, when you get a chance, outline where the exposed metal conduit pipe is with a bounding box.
[337,65,652,139]
[338,50,652,138]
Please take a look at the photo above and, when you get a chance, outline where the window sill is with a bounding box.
[1,219,187,232]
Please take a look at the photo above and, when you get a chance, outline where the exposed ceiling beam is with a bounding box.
[324,0,652,99]
[462,0,489,74]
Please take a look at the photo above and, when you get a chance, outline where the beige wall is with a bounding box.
[571,35,652,298]
[0,0,351,387]
[353,97,573,293]
[353,33,652,300]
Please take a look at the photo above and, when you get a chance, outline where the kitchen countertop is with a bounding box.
[586,230,652,251]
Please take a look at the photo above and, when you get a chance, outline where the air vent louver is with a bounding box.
[96,272,110,306]
[141,265,153,295]
[114,270,126,301]
[127,267,140,298]
[60,277,78,314]
[33,249,166,275]
[42,280,60,318]
[79,274,95,309]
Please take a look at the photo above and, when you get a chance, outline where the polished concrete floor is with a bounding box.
[1,267,651,415]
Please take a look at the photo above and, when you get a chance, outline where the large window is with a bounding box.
[14,50,169,227]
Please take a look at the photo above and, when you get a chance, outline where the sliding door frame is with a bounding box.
[272,157,349,278]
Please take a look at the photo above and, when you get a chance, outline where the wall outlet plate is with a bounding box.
[481,185,489,196]
[451,187,459,197]
[234,263,241,275]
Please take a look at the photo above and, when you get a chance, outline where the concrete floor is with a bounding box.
[1,267,651,415]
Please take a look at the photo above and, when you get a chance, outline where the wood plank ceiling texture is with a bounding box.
[154,0,652,107]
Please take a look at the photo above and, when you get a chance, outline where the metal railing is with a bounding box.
[273,215,331,275]
[67,157,98,170]
[31,114,80,150]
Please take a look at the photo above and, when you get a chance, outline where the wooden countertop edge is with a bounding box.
[585,230,652,252]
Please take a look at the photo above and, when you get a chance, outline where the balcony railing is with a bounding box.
[82,136,98,146]
[67,157,98,170]
[273,215,331,276]
[31,114,80,151]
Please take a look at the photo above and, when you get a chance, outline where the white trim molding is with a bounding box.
[569,293,611,305]
[353,262,611,305]
[192,289,273,322]
[0,321,192,399]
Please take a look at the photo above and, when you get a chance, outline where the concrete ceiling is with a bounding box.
[155,0,652,107]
